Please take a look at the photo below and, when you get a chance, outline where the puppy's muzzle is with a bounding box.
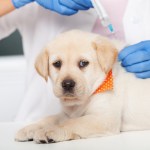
[62,79,76,93]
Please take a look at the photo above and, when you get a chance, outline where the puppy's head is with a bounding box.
[35,30,118,106]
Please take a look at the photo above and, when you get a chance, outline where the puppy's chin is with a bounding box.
[54,89,89,106]
[60,96,84,106]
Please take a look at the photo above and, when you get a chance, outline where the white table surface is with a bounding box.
[0,122,150,150]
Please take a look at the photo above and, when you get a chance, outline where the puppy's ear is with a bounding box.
[35,49,49,82]
[92,38,118,74]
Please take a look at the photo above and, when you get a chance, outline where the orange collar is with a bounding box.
[93,70,113,95]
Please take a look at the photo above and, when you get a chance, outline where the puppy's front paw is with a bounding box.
[33,129,50,144]
[15,125,81,143]
[15,124,42,142]
[45,128,81,143]
[33,127,81,143]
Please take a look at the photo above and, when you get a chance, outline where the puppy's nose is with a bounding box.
[62,79,75,91]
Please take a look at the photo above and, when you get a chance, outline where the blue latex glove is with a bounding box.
[35,0,93,16]
[12,0,34,8]
[118,41,150,79]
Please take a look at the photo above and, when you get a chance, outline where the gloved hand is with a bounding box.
[35,0,93,16]
[11,0,34,8]
[118,40,150,79]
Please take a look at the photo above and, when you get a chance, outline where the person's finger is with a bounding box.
[57,6,77,15]
[121,50,150,67]
[135,71,150,79]
[125,60,150,73]
[54,0,78,15]
[59,0,88,10]
[72,0,93,8]
[118,41,149,61]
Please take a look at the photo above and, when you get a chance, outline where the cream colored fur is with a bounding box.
[15,30,150,143]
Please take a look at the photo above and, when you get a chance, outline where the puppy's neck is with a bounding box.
[62,100,90,118]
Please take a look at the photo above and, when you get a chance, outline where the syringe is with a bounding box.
[91,0,114,33]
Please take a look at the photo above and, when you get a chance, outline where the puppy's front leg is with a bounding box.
[15,114,62,142]
[46,114,120,142]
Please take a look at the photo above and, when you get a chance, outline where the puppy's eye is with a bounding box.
[79,60,89,68]
[53,61,62,68]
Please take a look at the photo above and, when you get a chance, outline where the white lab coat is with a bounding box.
[0,3,97,121]
[123,0,150,44]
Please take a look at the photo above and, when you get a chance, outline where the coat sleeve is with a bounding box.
[0,9,23,40]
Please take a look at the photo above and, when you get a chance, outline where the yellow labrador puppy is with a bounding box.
[15,30,150,143]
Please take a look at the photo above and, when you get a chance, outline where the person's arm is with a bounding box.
[0,0,15,16]
[0,0,34,17]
